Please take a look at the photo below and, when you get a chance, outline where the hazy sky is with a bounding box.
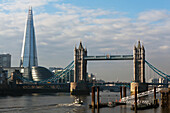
[0,0,170,82]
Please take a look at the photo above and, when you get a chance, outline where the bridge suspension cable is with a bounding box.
[145,60,170,81]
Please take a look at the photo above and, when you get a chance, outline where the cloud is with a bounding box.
[39,42,48,46]
[99,48,115,52]
[0,0,58,12]
[159,45,169,50]
[138,10,170,22]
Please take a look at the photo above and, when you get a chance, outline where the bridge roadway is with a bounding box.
[17,83,70,90]
[92,82,169,86]
[17,82,169,89]
[84,55,133,60]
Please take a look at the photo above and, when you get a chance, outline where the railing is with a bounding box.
[121,88,161,103]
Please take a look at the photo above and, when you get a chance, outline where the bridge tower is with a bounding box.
[70,41,89,95]
[131,40,148,94]
[74,41,87,82]
[133,40,145,83]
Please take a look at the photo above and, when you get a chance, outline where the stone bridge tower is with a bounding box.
[131,40,147,94]
[74,41,87,82]
[70,41,89,95]
[133,40,145,83]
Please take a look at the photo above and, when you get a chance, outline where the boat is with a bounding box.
[73,98,83,105]
[108,102,116,107]
[131,102,159,110]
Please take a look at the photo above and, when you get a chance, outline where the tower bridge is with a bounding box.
[71,40,147,94]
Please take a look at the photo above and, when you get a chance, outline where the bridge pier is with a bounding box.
[160,88,170,107]
[70,82,89,95]
[123,86,126,97]
[120,86,122,99]
[130,82,148,94]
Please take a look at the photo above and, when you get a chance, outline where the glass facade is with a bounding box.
[32,66,54,81]
[20,7,38,68]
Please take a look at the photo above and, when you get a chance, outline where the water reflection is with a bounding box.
[161,107,169,113]
[91,108,100,113]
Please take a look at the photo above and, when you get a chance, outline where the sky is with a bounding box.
[0,0,170,82]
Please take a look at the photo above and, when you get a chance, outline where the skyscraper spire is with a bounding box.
[20,7,38,68]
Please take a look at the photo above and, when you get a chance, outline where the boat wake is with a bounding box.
[0,103,83,112]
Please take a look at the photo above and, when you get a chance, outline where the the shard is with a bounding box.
[20,7,38,68]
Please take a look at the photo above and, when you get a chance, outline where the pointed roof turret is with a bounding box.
[137,40,141,49]
[134,45,137,49]
[142,44,144,49]
[78,41,83,49]
[84,46,87,51]
[74,44,77,50]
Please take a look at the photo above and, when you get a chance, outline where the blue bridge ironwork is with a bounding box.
[13,60,170,85]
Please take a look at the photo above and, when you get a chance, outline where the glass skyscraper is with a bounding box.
[20,7,38,68]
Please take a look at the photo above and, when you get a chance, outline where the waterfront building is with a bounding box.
[148,78,159,83]
[3,66,54,83]
[159,77,167,87]
[31,66,53,81]
[20,7,38,68]
[0,54,11,68]
[3,67,30,81]
[0,68,8,87]
[87,73,96,83]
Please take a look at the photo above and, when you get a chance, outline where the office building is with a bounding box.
[20,7,38,68]
[0,54,11,68]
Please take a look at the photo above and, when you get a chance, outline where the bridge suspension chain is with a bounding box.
[145,60,170,81]
[44,64,74,83]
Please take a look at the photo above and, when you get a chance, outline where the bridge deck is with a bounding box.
[84,55,133,60]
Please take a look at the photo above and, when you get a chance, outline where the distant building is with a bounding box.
[148,78,159,87]
[0,54,11,68]
[3,67,30,81]
[159,77,168,87]
[159,78,166,84]
[152,78,159,83]
[148,78,159,83]
[87,73,96,83]
[96,79,105,83]
[3,66,54,82]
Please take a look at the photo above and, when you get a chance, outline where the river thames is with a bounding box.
[0,91,169,113]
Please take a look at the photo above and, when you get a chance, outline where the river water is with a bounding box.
[0,91,169,113]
